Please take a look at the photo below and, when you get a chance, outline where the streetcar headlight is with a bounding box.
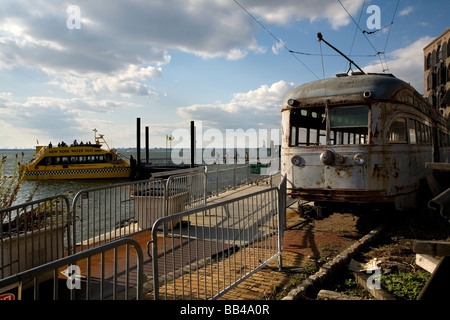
[320,150,335,165]
[291,155,302,166]
[353,154,365,165]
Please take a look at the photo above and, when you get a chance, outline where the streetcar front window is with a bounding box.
[329,105,369,145]
[289,105,369,146]
[289,107,326,146]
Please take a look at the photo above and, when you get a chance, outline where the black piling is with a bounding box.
[145,126,149,164]
[190,120,195,168]
[136,118,141,165]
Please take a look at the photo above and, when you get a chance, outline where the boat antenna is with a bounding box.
[317,32,366,74]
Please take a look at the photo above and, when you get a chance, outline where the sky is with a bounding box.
[0,0,448,149]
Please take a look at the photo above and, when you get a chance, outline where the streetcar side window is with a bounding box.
[407,119,432,145]
[387,118,407,143]
[407,119,417,144]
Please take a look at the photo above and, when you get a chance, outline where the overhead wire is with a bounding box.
[337,0,387,72]
[288,50,379,57]
[232,0,320,80]
[381,0,401,72]
[347,0,366,69]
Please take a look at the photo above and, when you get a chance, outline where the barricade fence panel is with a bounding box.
[0,237,144,300]
[71,179,166,253]
[150,185,283,300]
[0,195,71,281]
[71,172,208,254]
[166,171,206,210]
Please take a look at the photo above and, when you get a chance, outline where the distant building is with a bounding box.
[423,28,450,118]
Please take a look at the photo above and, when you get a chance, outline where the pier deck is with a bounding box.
[48,182,279,300]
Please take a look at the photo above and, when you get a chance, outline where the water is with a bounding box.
[1,149,266,206]
[0,149,171,205]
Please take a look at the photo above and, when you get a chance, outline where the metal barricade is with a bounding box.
[71,179,166,253]
[0,237,144,300]
[166,170,207,210]
[150,176,286,300]
[1,195,71,281]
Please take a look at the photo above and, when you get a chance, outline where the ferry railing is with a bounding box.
[149,175,286,300]
[0,195,72,281]
[0,237,144,300]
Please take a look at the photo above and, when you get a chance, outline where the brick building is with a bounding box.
[423,28,450,118]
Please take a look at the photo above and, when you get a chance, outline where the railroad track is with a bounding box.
[280,203,449,300]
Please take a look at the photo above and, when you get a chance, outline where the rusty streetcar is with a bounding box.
[281,73,450,216]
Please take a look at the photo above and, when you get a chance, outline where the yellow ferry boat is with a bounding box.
[22,130,131,180]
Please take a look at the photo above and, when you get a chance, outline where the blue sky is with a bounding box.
[0,0,448,148]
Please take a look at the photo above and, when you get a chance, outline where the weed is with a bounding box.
[381,271,430,300]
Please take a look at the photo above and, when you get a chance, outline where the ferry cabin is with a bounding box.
[23,143,131,180]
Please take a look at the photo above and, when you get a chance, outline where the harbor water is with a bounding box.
[1,149,273,206]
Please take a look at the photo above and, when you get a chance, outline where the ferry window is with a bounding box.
[329,105,369,145]
[407,119,416,144]
[70,156,78,163]
[388,118,407,143]
[62,157,69,164]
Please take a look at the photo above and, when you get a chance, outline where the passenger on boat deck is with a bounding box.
[48,142,52,148]
[73,139,78,146]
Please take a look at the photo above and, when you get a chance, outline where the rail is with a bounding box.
[150,175,286,300]
[1,195,72,281]
[0,237,144,300]
[428,187,450,222]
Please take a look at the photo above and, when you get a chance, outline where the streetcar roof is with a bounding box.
[283,73,414,107]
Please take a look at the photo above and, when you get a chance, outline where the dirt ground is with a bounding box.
[282,202,450,299]
[283,207,365,261]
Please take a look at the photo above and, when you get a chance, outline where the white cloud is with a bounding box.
[363,36,433,93]
[272,40,285,55]
[0,0,368,101]
[176,80,295,130]
[0,95,138,146]
[247,0,364,29]
[399,6,414,17]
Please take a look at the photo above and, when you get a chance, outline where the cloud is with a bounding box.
[0,94,138,145]
[246,0,365,29]
[0,0,365,72]
[0,0,367,101]
[272,40,285,55]
[399,6,414,17]
[363,36,433,93]
[176,80,295,130]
